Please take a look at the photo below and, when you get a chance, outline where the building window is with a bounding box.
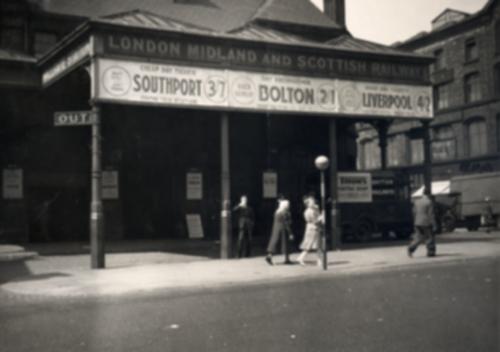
[464,73,482,103]
[33,32,58,56]
[410,139,424,165]
[465,39,478,62]
[359,138,381,170]
[434,49,445,71]
[387,134,408,167]
[495,64,500,98]
[432,125,456,161]
[466,118,488,157]
[435,84,450,110]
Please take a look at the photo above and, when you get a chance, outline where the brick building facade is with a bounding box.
[357,0,500,190]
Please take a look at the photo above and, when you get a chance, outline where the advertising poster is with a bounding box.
[102,170,119,200]
[2,168,23,200]
[96,58,433,119]
[186,214,204,239]
[263,172,278,199]
[338,172,372,203]
[186,172,203,200]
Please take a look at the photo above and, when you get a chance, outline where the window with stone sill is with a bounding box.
[435,83,450,110]
[433,48,445,71]
[465,118,488,157]
[465,39,479,63]
[464,72,482,103]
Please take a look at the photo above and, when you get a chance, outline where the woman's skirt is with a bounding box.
[300,224,320,250]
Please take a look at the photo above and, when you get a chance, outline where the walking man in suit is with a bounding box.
[265,198,293,265]
[408,191,437,258]
[233,195,254,258]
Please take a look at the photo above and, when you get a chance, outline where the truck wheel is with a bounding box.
[354,219,373,242]
[441,215,456,233]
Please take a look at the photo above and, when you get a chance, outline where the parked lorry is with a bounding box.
[339,170,414,241]
[437,172,500,232]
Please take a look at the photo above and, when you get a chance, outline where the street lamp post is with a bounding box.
[315,155,329,271]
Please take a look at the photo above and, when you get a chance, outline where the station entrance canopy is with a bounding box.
[40,17,434,120]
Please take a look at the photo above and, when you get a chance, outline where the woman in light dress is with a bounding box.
[297,196,323,266]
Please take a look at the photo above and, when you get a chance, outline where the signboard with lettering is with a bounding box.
[432,139,456,161]
[263,172,278,199]
[186,214,204,239]
[102,33,430,84]
[43,41,91,87]
[338,172,372,203]
[54,110,98,126]
[3,168,23,199]
[96,58,433,119]
[186,172,203,200]
[102,170,119,199]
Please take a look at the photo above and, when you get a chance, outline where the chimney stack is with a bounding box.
[323,0,346,27]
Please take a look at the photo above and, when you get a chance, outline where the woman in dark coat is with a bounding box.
[265,199,293,265]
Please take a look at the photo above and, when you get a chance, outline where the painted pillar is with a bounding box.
[329,119,341,250]
[220,112,232,259]
[90,104,105,269]
[422,120,432,194]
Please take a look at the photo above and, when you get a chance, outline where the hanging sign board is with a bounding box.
[263,172,278,199]
[186,172,203,200]
[102,170,119,199]
[95,58,433,119]
[3,168,23,199]
[42,41,91,87]
[54,110,98,126]
[186,214,204,239]
[338,172,372,203]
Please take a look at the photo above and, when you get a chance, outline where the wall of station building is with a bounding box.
[1,67,358,243]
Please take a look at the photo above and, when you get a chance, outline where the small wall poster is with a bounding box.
[3,168,23,199]
[186,214,204,239]
[338,172,373,203]
[263,171,278,199]
[102,170,119,199]
[186,172,203,200]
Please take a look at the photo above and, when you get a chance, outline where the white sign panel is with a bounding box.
[186,214,204,239]
[186,172,203,200]
[263,172,278,199]
[54,110,98,126]
[43,41,91,87]
[102,170,119,200]
[3,169,23,199]
[338,172,372,203]
[95,58,433,119]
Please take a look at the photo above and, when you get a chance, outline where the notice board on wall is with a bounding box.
[186,214,204,239]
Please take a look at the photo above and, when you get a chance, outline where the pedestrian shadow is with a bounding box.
[6,272,71,284]
[0,260,70,284]
[328,260,350,266]
[433,253,463,258]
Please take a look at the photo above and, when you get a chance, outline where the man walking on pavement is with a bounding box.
[408,190,437,258]
[266,198,293,265]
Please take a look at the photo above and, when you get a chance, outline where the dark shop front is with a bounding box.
[28,12,433,262]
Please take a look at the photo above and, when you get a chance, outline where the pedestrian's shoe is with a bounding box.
[407,248,413,258]
[265,255,273,266]
[283,260,293,265]
[298,259,306,266]
[427,252,436,258]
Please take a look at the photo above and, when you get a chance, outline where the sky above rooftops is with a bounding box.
[310,0,488,45]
